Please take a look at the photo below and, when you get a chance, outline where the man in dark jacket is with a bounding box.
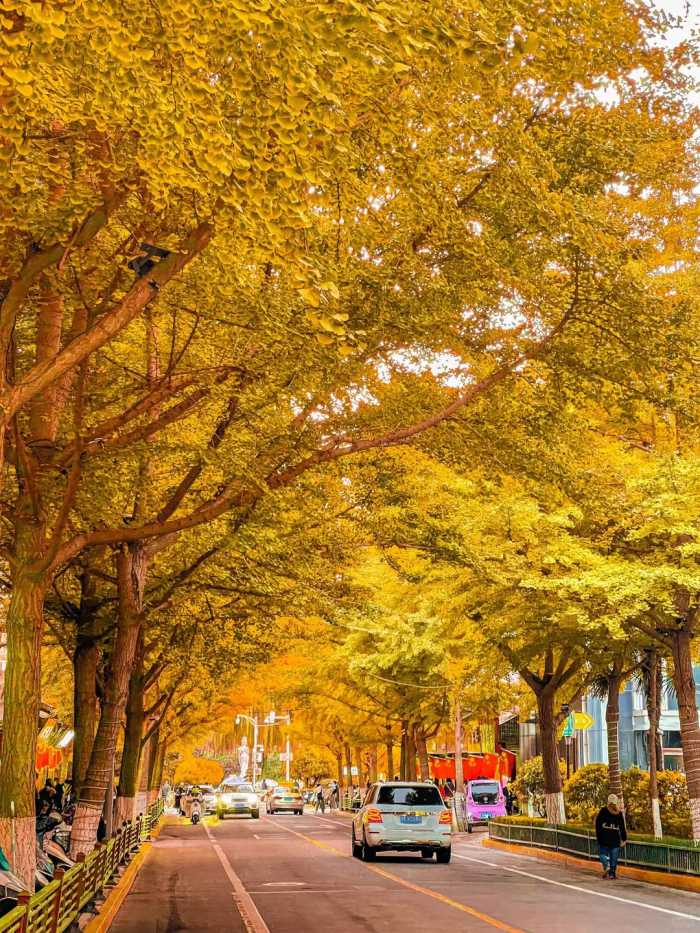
[595,794,627,879]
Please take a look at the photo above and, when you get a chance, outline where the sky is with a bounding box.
[657,0,699,52]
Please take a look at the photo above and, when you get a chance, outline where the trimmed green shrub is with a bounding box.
[563,764,608,824]
[561,764,690,837]
[495,815,697,849]
[511,755,565,818]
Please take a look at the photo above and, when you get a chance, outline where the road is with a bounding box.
[111,809,700,932]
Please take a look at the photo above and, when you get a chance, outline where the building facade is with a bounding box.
[578,668,697,772]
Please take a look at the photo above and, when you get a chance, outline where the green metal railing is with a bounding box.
[0,798,164,933]
[489,819,700,876]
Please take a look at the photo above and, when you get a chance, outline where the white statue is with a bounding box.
[237,735,249,780]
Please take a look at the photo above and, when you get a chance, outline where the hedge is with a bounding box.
[495,814,698,850]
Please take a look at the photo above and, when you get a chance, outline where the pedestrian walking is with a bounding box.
[315,785,325,814]
[503,784,514,815]
[329,780,339,809]
[595,794,627,879]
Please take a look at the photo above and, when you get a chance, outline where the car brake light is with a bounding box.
[365,808,383,824]
[439,810,452,824]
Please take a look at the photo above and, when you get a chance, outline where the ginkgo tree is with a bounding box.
[0,0,697,888]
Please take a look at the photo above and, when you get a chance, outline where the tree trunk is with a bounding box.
[415,724,430,781]
[406,725,417,781]
[0,552,48,890]
[368,745,378,783]
[454,698,464,794]
[148,728,168,806]
[646,649,662,838]
[336,748,343,794]
[72,623,99,798]
[655,661,664,773]
[670,631,700,839]
[148,734,159,792]
[71,546,144,856]
[385,725,394,780]
[115,660,144,826]
[606,672,624,806]
[354,746,364,788]
[538,691,565,824]
[135,722,154,817]
[344,742,352,791]
[400,720,408,780]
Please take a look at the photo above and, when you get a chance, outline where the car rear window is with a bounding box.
[231,784,253,793]
[470,782,499,803]
[377,785,443,806]
[275,788,295,796]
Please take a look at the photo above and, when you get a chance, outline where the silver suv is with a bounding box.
[351,782,452,863]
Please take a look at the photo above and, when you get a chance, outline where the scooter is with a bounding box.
[35,842,53,889]
[43,829,74,871]
[190,799,202,825]
[0,868,23,918]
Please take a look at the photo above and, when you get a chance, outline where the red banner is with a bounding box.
[429,748,516,782]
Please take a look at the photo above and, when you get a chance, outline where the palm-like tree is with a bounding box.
[590,656,632,807]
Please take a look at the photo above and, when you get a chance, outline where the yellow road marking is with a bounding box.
[264,817,524,933]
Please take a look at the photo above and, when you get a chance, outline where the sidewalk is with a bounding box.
[109,820,247,933]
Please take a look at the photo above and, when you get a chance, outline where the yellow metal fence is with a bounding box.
[0,798,164,933]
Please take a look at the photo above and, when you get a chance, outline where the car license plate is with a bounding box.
[400,815,421,824]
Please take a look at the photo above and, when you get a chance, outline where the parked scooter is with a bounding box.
[43,828,74,872]
[0,847,22,918]
[35,841,53,888]
[36,806,74,879]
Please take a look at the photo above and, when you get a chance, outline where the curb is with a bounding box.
[483,838,700,895]
[84,817,170,933]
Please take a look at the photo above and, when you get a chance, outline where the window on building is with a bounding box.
[663,752,683,771]
[662,730,682,749]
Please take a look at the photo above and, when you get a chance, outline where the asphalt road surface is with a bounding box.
[111,809,700,932]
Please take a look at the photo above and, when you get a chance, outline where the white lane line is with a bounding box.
[454,853,700,922]
[203,823,271,933]
[307,814,352,829]
[262,882,306,887]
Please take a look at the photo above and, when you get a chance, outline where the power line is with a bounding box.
[361,670,449,691]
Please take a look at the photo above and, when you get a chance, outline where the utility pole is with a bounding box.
[452,693,467,832]
[454,695,464,794]
[253,716,259,787]
[285,734,291,783]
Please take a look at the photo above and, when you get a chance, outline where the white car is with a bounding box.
[200,786,218,814]
[352,782,452,863]
[216,783,260,819]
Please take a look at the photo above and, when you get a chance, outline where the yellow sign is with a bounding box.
[573,712,594,731]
